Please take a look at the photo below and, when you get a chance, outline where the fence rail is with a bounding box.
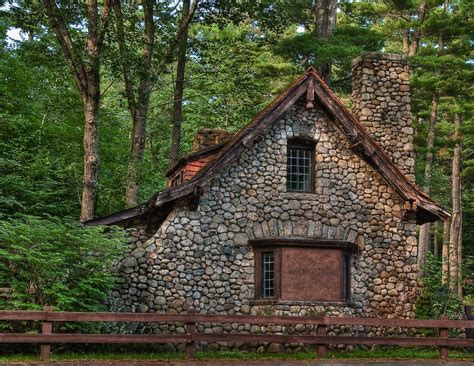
[1,307,473,361]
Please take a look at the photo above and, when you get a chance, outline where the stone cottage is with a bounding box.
[87,53,449,322]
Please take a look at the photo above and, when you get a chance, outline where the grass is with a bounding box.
[0,348,473,362]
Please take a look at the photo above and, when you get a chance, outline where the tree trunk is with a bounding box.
[441,219,450,285]
[119,0,198,207]
[402,29,410,56]
[125,103,151,206]
[81,93,100,221]
[457,215,463,297]
[124,0,154,207]
[315,0,337,84]
[433,221,438,260]
[418,93,439,269]
[169,0,190,165]
[43,0,112,221]
[408,0,427,57]
[449,112,462,293]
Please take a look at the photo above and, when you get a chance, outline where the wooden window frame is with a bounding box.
[171,171,183,187]
[341,252,352,302]
[286,138,315,193]
[254,247,281,300]
[252,239,355,302]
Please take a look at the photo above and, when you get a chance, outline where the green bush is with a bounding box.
[416,253,461,320]
[0,215,127,312]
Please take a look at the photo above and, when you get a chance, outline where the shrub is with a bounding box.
[416,253,461,320]
[0,215,127,312]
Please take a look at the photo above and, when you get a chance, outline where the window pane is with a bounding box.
[262,252,275,298]
[287,147,312,192]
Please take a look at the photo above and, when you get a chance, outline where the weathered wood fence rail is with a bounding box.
[0,307,473,361]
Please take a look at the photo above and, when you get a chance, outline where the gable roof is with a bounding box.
[85,67,450,227]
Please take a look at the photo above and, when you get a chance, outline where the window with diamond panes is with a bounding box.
[286,140,314,192]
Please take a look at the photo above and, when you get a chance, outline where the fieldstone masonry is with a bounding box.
[192,129,234,152]
[109,54,421,348]
[352,53,415,182]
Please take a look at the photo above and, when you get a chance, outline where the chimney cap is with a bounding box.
[352,52,406,67]
[193,128,234,152]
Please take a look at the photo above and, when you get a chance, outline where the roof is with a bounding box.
[84,67,450,227]
[165,142,227,178]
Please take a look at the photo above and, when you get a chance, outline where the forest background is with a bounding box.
[0,0,472,314]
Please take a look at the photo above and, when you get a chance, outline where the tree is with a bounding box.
[275,4,384,93]
[113,0,198,207]
[449,112,462,294]
[170,0,191,165]
[0,215,126,311]
[411,0,472,286]
[42,0,113,221]
[315,0,337,83]
[417,0,449,269]
[408,0,428,57]
[0,25,84,218]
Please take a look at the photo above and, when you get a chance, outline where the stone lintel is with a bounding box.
[249,237,358,252]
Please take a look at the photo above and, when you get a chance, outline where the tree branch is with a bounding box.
[137,0,155,107]
[97,0,113,49]
[153,0,199,79]
[42,0,87,94]
[85,0,112,75]
[113,0,137,116]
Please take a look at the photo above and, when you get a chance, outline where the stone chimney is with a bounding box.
[192,129,234,152]
[351,53,415,182]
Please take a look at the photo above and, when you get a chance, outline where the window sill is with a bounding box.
[250,299,354,307]
[283,192,318,200]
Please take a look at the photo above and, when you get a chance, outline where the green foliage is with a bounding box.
[0,215,127,312]
[0,36,83,218]
[416,253,461,320]
[185,23,297,134]
[128,22,298,202]
[0,0,473,316]
[275,24,384,91]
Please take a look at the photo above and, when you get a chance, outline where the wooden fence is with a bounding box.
[0,307,473,361]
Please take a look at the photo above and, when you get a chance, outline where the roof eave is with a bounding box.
[83,204,147,226]
[87,66,449,227]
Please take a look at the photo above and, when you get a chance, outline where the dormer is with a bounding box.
[166,129,233,187]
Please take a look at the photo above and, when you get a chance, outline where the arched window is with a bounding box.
[286,138,315,193]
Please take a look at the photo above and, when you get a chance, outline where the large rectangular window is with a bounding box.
[286,139,314,192]
[253,240,355,302]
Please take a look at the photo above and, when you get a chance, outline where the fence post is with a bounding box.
[185,308,196,360]
[439,315,449,360]
[316,312,327,358]
[40,305,53,361]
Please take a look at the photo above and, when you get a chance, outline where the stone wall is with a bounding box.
[112,98,420,335]
[351,53,415,182]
